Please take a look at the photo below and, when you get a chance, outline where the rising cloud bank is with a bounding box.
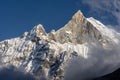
[65,41,120,80]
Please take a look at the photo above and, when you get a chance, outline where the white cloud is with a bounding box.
[82,0,120,30]
[65,42,120,80]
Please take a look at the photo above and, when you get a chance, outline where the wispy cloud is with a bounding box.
[81,0,120,30]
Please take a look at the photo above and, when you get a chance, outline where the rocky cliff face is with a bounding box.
[0,10,120,80]
[49,10,102,44]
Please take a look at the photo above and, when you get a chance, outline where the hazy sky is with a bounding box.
[0,0,120,41]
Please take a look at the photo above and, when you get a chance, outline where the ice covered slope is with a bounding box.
[0,10,120,80]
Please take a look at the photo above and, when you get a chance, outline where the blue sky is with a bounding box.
[0,0,120,41]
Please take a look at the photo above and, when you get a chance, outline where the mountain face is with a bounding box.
[0,10,120,80]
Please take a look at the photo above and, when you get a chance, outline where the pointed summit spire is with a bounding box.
[72,10,84,23]
[30,24,47,37]
[35,24,47,36]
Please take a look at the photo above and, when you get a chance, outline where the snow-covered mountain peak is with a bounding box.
[72,10,85,23]
[50,11,107,45]
[87,17,120,44]
[0,10,120,80]
[30,24,47,37]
